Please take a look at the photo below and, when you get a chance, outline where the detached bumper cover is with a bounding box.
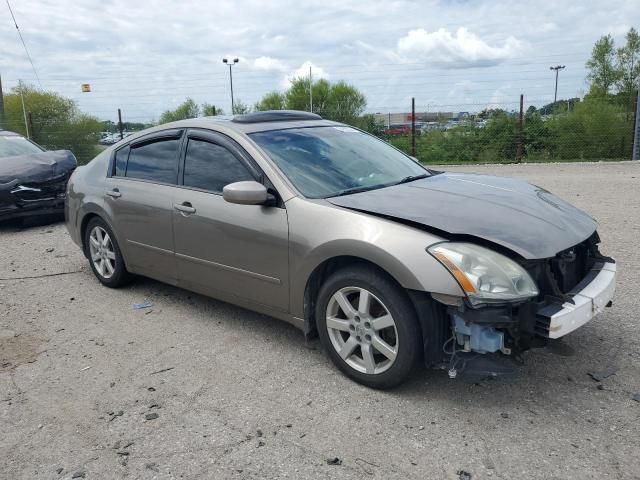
[536,262,616,339]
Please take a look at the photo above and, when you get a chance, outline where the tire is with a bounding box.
[84,217,132,288]
[316,264,421,389]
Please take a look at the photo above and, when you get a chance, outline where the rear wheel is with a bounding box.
[84,217,132,287]
[316,265,421,389]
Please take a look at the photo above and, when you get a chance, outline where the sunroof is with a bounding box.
[231,110,323,124]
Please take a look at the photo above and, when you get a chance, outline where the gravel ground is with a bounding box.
[1,161,639,480]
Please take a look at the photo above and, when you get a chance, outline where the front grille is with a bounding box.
[528,232,603,337]
[523,232,599,299]
[12,176,68,204]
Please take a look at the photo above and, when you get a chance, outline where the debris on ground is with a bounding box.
[71,472,86,479]
[145,413,159,420]
[256,429,263,437]
[326,457,342,465]
[257,440,265,447]
[150,367,174,375]
[56,467,63,475]
[588,368,618,382]
[597,384,605,390]
[500,413,509,418]
[632,393,640,402]
[146,463,159,472]
[457,470,472,480]
[108,410,124,421]
[45,248,55,253]
[132,301,153,310]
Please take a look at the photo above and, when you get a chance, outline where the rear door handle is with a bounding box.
[106,188,121,198]
[174,202,196,214]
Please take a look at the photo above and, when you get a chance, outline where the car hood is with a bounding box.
[327,172,597,259]
[0,150,77,186]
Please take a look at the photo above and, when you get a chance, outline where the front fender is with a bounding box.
[287,198,464,318]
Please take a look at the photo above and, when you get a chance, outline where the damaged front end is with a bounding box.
[0,150,77,221]
[423,232,616,377]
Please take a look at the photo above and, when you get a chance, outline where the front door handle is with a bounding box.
[174,202,196,214]
[106,188,121,198]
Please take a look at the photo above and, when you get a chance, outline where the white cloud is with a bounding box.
[252,56,287,71]
[282,61,329,88]
[396,27,523,68]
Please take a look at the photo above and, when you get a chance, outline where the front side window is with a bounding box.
[183,138,253,193]
[125,138,180,184]
[249,126,428,198]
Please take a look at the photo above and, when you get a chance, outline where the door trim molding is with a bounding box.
[127,239,174,256]
[176,252,282,285]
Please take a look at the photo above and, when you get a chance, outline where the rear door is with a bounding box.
[172,129,289,311]
[104,129,183,283]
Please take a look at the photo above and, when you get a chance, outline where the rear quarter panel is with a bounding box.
[65,149,110,250]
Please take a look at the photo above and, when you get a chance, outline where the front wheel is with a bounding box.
[316,265,421,389]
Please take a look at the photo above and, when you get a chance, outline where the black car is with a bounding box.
[0,130,77,223]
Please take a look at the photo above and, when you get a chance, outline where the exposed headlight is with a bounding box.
[428,242,539,305]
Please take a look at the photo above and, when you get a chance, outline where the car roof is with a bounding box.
[151,111,342,135]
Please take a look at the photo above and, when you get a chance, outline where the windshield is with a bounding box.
[249,126,429,198]
[0,135,44,158]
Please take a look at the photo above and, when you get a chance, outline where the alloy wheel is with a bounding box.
[89,226,116,279]
[325,286,399,375]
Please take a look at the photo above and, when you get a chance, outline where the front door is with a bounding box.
[172,130,289,311]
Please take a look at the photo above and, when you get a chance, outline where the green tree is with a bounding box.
[231,100,251,115]
[202,103,224,116]
[159,98,200,124]
[256,78,366,125]
[586,34,621,95]
[615,27,640,114]
[3,84,101,163]
[254,91,286,111]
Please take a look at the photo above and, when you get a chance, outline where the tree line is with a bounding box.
[1,27,637,164]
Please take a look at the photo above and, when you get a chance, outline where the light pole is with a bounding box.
[550,65,565,104]
[223,57,239,113]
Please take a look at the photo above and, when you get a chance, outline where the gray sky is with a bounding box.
[1,0,638,122]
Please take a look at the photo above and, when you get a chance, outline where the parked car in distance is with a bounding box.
[65,111,616,388]
[384,124,411,136]
[0,130,77,223]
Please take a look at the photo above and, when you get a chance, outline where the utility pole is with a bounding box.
[223,57,239,113]
[0,72,5,129]
[550,65,565,105]
[18,80,29,138]
[633,89,640,161]
[117,108,123,140]
[411,97,416,157]
[309,66,313,113]
[517,94,524,162]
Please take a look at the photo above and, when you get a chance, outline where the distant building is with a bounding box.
[373,112,454,127]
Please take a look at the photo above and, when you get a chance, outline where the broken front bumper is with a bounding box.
[536,262,616,339]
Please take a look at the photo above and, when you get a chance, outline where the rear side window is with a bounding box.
[183,139,253,193]
[125,138,180,184]
[114,147,129,176]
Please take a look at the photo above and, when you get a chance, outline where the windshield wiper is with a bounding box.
[330,185,384,197]
[394,173,430,185]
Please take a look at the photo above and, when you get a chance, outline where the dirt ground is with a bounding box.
[1,161,639,479]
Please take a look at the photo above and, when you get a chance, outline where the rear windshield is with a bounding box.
[0,135,44,158]
[249,126,427,198]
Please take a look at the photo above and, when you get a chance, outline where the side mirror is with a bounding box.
[223,181,269,205]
